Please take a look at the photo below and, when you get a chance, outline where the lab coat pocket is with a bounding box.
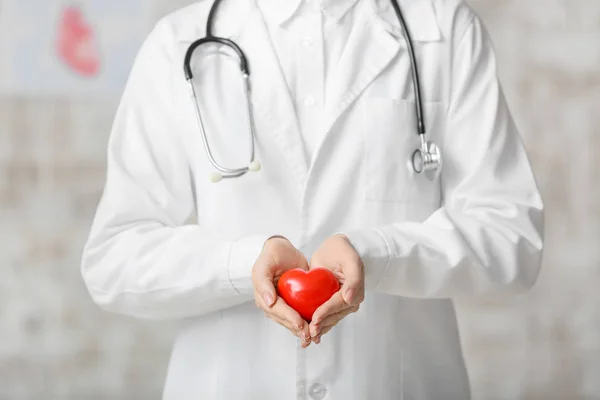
[362,98,443,204]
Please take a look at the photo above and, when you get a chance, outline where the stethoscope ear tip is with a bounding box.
[248,160,261,172]
[209,172,223,183]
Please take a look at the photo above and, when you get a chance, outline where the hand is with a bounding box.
[309,234,365,344]
[252,236,312,348]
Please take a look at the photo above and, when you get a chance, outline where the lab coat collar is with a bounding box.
[172,0,254,43]
[370,0,442,42]
[256,0,361,25]
[255,0,301,25]
[172,0,441,46]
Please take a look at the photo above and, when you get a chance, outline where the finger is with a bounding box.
[268,314,311,347]
[266,304,311,347]
[309,292,349,336]
[267,313,300,337]
[313,325,334,344]
[254,289,275,311]
[271,297,311,346]
[339,261,364,306]
[270,314,311,347]
[317,305,359,331]
[252,265,277,308]
[271,297,311,340]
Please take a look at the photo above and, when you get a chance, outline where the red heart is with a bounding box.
[57,5,100,77]
[277,268,340,322]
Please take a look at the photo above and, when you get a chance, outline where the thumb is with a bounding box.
[341,267,364,306]
[258,281,277,308]
[254,264,277,308]
[342,285,356,306]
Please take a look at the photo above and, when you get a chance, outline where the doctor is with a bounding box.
[81,0,544,398]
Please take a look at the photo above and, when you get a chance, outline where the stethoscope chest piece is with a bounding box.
[412,138,442,181]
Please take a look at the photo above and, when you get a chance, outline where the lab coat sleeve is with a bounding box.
[344,14,544,299]
[81,22,269,320]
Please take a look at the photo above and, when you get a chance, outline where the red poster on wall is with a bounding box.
[56,4,101,77]
[0,0,153,96]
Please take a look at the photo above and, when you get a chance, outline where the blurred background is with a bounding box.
[1,0,599,399]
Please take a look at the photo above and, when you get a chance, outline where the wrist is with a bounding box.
[229,234,274,295]
[342,229,391,291]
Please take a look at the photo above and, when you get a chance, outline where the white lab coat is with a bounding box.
[81,0,544,398]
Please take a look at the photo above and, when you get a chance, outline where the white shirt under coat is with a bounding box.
[257,0,361,160]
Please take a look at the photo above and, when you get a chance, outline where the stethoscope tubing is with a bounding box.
[183,0,441,181]
[183,3,257,180]
[184,37,249,80]
[388,0,425,136]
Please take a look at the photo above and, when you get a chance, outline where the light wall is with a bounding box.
[1,0,599,399]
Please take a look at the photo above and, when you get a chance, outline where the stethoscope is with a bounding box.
[184,0,442,183]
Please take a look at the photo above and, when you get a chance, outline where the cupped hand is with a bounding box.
[252,236,312,348]
[309,234,365,344]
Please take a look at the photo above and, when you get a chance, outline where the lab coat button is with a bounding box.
[302,37,314,48]
[304,96,316,106]
[308,383,327,400]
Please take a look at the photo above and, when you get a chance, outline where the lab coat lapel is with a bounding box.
[312,5,401,169]
[311,0,442,174]
[234,6,310,184]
